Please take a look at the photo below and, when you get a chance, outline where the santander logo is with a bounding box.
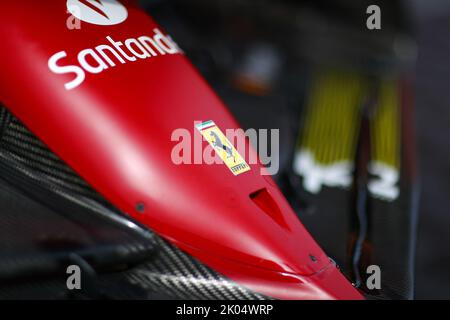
[67,0,128,26]
[51,0,182,90]
[48,28,182,90]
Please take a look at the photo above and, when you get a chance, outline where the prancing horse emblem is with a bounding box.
[210,131,236,162]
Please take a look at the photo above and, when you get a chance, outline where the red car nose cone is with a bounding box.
[0,1,362,299]
[176,233,363,300]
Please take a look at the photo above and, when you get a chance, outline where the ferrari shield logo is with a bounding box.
[196,120,250,176]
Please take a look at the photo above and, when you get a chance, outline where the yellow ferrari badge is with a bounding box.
[196,120,250,176]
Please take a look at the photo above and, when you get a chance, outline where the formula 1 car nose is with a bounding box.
[0,0,362,300]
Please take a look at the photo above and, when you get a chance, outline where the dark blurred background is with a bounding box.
[139,0,450,299]
[411,0,450,299]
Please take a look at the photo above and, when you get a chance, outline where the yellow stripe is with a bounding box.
[370,78,400,169]
[299,69,366,165]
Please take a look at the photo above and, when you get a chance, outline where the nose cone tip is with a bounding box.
[199,249,364,300]
[270,267,363,300]
[254,265,364,300]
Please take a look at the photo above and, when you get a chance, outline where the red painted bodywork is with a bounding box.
[0,1,362,299]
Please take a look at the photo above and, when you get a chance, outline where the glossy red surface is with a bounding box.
[0,1,362,299]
